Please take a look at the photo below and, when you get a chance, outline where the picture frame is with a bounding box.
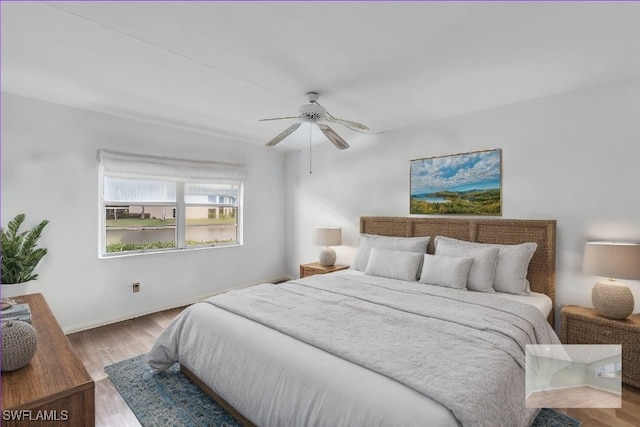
[410,148,502,215]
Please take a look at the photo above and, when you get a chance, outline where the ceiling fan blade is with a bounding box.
[265,123,301,147]
[317,124,350,150]
[325,113,369,132]
[259,116,299,122]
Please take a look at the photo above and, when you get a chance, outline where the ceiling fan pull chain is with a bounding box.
[309,123,313,174]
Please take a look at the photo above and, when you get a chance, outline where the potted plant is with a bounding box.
[1,214,48,371]
[1,214,49,285]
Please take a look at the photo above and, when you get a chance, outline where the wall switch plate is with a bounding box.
[132,282,140,293]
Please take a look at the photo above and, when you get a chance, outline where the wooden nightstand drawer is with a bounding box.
[565,317,626,345]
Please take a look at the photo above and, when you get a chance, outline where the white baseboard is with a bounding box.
[62,275,294,334]
[528,383,621,396]
[585,384,622,395]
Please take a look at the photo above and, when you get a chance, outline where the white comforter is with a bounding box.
[149,271,560,427]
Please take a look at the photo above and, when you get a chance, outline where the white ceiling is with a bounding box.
[3,2,640,151]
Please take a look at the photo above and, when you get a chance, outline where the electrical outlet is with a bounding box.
[132,282,140,293]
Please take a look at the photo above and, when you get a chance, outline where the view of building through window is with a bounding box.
[102,178,240,255]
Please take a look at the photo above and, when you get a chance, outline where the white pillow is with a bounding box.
[490,242,537,294]
[434,236,537,295]
[352,234,430,271]
[434,237,499,292]
[418,254,473,289]
[364,248,424,282]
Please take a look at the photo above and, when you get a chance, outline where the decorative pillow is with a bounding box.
[418,254,473,289]
[352,234,430,271]
[434,236,537,295]
[364,248,424,282]
[491,242,537,294]
[434,237,499,292]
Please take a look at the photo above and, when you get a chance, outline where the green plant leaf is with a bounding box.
[1,214,49,284]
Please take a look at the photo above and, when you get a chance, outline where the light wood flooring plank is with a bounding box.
[95,376,141,427]
[527,385,621,408]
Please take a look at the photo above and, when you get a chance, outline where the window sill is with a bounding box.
[98,242,242,259]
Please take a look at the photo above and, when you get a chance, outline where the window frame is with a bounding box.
[181,181,242,249]
[98,150,244,258]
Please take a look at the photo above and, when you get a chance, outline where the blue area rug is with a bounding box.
[531,408,582,427]
[106,353,582,427]
[105,354,239,427]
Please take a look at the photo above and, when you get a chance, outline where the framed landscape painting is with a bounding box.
[410,149,502,215]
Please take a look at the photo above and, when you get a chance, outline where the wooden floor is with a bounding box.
[67,307,640,427]
[67,306,185,427]
[527,386,621,408]
[558,387,640,427]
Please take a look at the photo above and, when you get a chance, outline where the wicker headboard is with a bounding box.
[360,217,557,327]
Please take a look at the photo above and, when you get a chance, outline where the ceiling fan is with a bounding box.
[260,92,369,150]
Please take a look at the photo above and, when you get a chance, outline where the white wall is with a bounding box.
[586,355,622,394]
[4,76,639,333]
[1,93,288,332]
[285,77,640,330]
[526,354,622,395]
[526,355,579,395]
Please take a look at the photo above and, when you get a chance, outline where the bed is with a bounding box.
[149,217,560,427]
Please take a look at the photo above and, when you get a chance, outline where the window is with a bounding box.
[184,182,239,248]
[98,150,244,257]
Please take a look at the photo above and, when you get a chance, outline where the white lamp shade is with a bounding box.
[313,227,342,247]
[582,241,640,280]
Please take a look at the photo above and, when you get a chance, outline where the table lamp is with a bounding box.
[314,227,342,266]
[582,241,640,319]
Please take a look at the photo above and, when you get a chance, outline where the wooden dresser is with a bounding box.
[1,293,95,426]
[561,304,640,388]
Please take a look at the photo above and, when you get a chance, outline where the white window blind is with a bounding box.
[97,149,246,182]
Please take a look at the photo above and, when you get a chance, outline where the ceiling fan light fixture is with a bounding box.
[299,103,326,121]
[261,92,368,149]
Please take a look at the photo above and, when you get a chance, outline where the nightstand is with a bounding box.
[561,305,640,388]
[299,262,349,278]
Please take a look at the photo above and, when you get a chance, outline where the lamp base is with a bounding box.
[319,247,336,266]
[592,280,635,320]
